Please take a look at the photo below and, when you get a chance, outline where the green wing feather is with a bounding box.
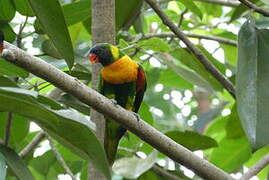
[98,65,147,165]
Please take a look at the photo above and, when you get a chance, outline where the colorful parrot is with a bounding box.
[88,43,147,165]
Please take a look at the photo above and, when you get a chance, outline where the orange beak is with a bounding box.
[89,53,99,64]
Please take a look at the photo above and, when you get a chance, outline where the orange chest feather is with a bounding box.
[101,56,139,84]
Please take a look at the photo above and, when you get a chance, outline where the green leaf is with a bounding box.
[0,87,110,179]
[0,113,29,148]
[12,0,34,17]
[138,102,153,125]
[237,19,269,149]
[62,1,91,26]
[0,145,35,180]
[41,40,62,59]
[225,105,245,139]
[112,151,157,179]
[171,48,222,91]
[159,69,193,90]
[0,76,17,87]
[0,22,16,42]
[0,0,15,21]
[0,153,6,180]
[178,0,202,19]
[165,130,218,151]
[116,0,143,30]
[139,38,171,53]
[246,145,269,180]
[28,0,74,69]
[58,94,90,115]
[30,150,58,177]
[230,0,259,22]
[0,58,29,78]
[209,136,251,172]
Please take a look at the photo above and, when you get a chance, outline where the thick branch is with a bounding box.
[145,0,236,98]
[238,0,269,17]
[240,153,269,180]
[19,131,46,158]
[142,32,237,46]
[2,42,234,180]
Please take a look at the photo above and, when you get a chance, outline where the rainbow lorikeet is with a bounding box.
[88,43,147,165]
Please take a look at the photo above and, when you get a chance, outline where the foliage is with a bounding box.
[0,0,269,179]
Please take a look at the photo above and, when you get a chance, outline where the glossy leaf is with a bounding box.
[225,105,245,139]
[230,0,259,22]
[0,58,29,78]
[159,69,193,90]
[138,38,171,53]
[209,136,251,172]
[0,153,6,180]
[171,48,222,91]
[0,87,110,179]
[63,0,91,26]
[0,23,16,42]
[0,0,15,21]
[178,0,202,19]
[12,0,34,16]
[112,151,157,179]
[0,145,35,180]
[237,19,269,149]
[28,0,74,69]
[165,131,218,151]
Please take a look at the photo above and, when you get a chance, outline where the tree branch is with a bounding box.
[3,112,13,146]
[238,0,269,17]
[19,131,46,158]
[47,134,77,180]
[240,153,269,180]
[195,0,240,7]
[152,165,184,180]
[157,0,240,7]
[145,0,236,98]
[142,32,237,46]
[2,42,234,180]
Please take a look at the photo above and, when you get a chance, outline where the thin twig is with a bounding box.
[157,0,240,7]
[238,0,269,17]
[145,0,236,98]
[46,134,77,180]
[142,32,237,46]
[194,0,240,7]
[168,8,188,44]
[240,153,269,180]
[17,16,29,49]
[3,112,13,146]
[19,131,46,158]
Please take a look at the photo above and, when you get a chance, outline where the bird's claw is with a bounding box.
[132,112,140,122]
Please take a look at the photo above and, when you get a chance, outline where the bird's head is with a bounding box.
[88,43,121,66]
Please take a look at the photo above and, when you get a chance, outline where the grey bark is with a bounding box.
[89,0,116,179]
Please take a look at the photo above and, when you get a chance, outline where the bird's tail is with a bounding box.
[104,119,126,166]
[0,30,4,54]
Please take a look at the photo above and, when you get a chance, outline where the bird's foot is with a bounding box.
[132,112,140,122]
[110,99,118,105]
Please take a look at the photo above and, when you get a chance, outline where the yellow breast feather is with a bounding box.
[101,56,139,84]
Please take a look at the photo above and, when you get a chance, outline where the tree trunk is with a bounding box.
[88,0,115,179]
